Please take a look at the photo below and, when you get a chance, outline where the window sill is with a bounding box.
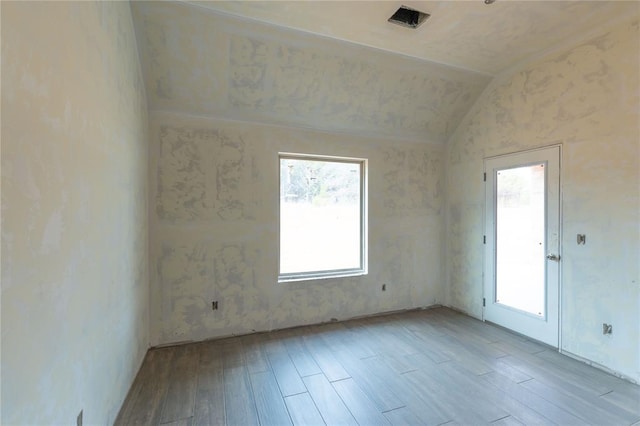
[278,270,367,283]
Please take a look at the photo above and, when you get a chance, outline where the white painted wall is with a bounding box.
[1,2,149,424]
[445,18,640,382]
[149,112,445,345]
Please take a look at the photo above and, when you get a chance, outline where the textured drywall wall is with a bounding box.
[190,1,639,76]
[133,0,450,346]
[149,112,444,345]
[445,18,640,381]
[2,2,149,424]
[131,1,490,145]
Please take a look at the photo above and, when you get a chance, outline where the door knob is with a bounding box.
[546,253,560,261]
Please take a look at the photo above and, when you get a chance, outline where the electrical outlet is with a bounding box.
[77,410,83,426]
[211,300,218,310]
[602,323,612,335]
[382,284,386,291]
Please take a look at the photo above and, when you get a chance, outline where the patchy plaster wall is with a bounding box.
[445,18,640,381]
[131,1,489,145]
[149,112,444,345]
[1,2,149,424]
[131,1,453,346]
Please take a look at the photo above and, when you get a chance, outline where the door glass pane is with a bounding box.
[495,163,545,317]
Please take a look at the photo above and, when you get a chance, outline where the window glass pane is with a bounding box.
[280,157,363,277]
[495,163,546,316]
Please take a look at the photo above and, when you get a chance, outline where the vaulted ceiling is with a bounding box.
[131,1,638,143]
[189,1,637,75]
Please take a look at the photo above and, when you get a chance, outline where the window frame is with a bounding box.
[278,152,368,283]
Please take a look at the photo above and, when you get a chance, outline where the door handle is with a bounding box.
[546,253,560,261]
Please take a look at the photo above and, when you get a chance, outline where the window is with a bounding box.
[279,154,367,281]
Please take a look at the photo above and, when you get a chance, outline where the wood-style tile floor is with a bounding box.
[115,307,640,425]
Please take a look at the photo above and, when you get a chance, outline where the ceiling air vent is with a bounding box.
[388,6,430,29]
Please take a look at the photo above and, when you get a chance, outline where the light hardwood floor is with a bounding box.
[115,307,640,425]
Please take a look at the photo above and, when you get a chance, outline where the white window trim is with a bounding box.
[278,152,368,283]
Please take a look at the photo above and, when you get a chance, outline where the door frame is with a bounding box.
[482,144,563,348]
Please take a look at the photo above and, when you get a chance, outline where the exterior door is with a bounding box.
[484,146,560,347]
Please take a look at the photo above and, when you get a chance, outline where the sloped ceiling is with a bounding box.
[190,1,638,75]
[131,1,637,143]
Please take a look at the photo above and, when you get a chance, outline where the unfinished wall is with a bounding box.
[131,1,489,145]
[1,2,149,424]
[445,18,640,381]
[149,112,444,344]
[130,1,473,346]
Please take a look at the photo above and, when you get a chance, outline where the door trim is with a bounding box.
[482,144,563,349]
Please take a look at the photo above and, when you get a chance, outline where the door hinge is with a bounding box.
[483,298,486,307]
[483,235,486,244]
[483,172,486,182]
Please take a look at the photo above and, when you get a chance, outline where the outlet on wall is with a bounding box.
[212,300,219,310]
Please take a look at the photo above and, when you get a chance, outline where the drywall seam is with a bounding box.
[148,108,442,147]
[178,0,493,78]
[127,0,152,359]
[494,11,640,85]
[148,110,445,346]
[131,1,490,145]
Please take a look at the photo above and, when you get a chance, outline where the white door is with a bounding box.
[484,146,560,347]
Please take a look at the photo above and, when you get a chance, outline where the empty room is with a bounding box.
[2,0,639,425]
